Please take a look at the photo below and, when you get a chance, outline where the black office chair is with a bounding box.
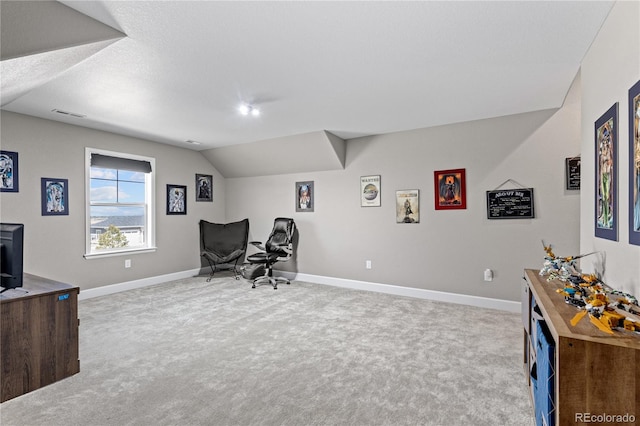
[247,217,296,289]
[200,218,249,281]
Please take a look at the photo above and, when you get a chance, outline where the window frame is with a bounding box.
[84,148,156,259]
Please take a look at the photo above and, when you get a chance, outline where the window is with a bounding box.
[85,148,156,258]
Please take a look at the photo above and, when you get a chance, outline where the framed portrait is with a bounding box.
[0,150,19,192]
[629,80,640,245]
[594,103,618,241]
[565,157,581,190]
[361,175,381,207]
[195,173,213,202]
[41,177,69,216]
[396,189,419,223]
[167,184,187,215]
[434,168,466,210]
[296,181,314,212]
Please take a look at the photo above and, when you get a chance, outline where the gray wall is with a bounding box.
[2,53,590,303]
[227,74,582,302]
[579,0,640,298]
[0,111,226,290]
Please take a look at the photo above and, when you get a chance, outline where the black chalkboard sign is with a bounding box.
[486,188,535,219]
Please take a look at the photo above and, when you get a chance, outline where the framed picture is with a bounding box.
[594,103,618,241]
[167,184,187,215]
[41,177,69,216]
[296,181,314,212]
[0,150,18,192]
[396,189,419,223]
[434,168,466,210]
[360,175,381,207]
[565,157,581,190]
[629,80,640,245]
[195,173,213,202]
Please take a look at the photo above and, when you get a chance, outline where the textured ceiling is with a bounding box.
[1,0,613,152]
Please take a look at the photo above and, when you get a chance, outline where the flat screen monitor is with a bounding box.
[1,223,24,292]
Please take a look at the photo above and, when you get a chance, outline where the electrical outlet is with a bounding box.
[366,260,372,269]
[484,269,493,281]
[125,259,131,268]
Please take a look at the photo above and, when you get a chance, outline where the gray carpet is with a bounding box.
[0,274,534,426]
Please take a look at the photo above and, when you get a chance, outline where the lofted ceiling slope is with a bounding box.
[0,1,614,177]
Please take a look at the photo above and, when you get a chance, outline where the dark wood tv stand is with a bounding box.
[1,274,80,402]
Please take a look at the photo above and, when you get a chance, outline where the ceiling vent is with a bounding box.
[51,109,85,118]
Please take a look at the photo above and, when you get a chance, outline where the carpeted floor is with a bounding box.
[0,274,534,425]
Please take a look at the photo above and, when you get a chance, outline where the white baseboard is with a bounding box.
[79,268,521,313]
[78,268,201,300]
[282,271,521,313]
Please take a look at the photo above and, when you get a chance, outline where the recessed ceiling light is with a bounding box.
[239,103,259,117]
[185,140,201,145]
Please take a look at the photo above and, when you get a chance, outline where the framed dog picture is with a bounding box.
[41,177,69,216]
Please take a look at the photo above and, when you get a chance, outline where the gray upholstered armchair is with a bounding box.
[199,219,249,281]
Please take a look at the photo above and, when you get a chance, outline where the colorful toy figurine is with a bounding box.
[542,241,640,335]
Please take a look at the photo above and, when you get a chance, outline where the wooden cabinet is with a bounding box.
[522,269,639,425]
[1,274,80,403]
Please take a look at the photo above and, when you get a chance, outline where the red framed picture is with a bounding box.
[434,168,466,210]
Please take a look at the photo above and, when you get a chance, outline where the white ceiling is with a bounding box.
[1,1,613,151]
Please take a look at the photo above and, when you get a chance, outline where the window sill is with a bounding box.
[84,247,157,260]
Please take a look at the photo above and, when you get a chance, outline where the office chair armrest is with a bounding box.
[249,241,266,251]
[279,243,293,255]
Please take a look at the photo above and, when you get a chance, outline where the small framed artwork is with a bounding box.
[296,181,314,212]
[594,103,618,241]
[41,177,69,216]
[629,79,640,245]
[565,157,581,190]
[360,175,381,207]
[396,189,419,223]
[195,173,213,202]
[167,184,187,215]
[0,150,19,192]
[434,168,466,210]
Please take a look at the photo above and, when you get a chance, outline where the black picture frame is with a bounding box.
[486,188,535,219]
[594,103,618,241]
[41,177,69,216]
[0,150,19,192]
[629,80,640,245]
[167,184,187,215]
[195,173,213,202]
[296,181,314,212]
[565,157,580,190]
